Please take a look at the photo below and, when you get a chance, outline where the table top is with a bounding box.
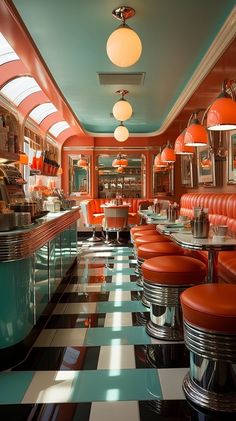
[100,203,130,208]
[171,231,236,251]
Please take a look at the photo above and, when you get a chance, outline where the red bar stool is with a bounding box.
[133,229,161,240]
[142,256,206,340]
[130,224,157,242]
[180,284,236,413]
[133,233,171,261]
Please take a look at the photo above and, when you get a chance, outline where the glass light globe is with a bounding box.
[106,25,142,67]
[114,124,129,142]
[113,99,132,121]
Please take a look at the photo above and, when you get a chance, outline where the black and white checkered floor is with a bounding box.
[0,238,233,420]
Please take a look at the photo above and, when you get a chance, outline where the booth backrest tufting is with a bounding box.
[180,193,236,283]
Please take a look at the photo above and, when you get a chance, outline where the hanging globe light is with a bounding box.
[114,123,129,142]
[113,90,132,121]
[106,6,142,68]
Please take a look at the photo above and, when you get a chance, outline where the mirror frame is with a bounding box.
[227,130,236,185]
[152,161,174,196]
[68,154,90,195]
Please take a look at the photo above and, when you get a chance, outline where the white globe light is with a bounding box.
[114,125,129,142]
[113,99,132,121]
[106,26,142,67]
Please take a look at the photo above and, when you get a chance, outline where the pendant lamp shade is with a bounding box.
[113,99,132,121]
[117,166,125,173]
[112,154,128,167]
[57,166,63,175]
[207,80,236,131]
[106,6,142,68]
[161,143,176,163]
[107,25,142,68]
[174,131,194,154]
[184,119,208,146]
[77,156,88,168]
[154,153,167,167]
[114,124,129,142]
[207,97,236,131]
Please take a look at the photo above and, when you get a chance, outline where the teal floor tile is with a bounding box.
[102,282,142,292]
[97,301,149,313]
[71,369,162,402]
[84,326,152,346]
[0,371,35,404]
[105,268,135,276]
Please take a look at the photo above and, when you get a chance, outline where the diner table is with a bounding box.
[170,231,236,283]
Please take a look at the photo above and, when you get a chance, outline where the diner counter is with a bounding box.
[0,206,80,261]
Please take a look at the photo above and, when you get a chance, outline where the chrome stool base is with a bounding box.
[141,294,150,308]
[183,374,236,413]
[146,319,183,341]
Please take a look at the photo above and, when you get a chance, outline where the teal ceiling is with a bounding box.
[12,0,236,135]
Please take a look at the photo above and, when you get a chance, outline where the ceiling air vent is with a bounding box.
[98,72,145,85]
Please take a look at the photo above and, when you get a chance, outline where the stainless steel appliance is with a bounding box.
[0,164,26,204]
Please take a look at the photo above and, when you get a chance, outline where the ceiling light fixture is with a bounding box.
[114,122,129,142]
[106,6,142,68]
[161,142,176,163]
[184,111,208,146]
[112,153,128,167]
[112,89,133,121]
[174,130,194,154]
[154,148,168,167]
[207,79,236,131]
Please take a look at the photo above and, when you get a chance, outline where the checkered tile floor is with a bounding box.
[0,240,231,420]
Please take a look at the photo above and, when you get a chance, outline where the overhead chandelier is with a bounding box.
[161,142,176,163]
[113,90,132,122]
[106,6,142,67]
[174,130,194,154]
[114,122,129,142]
[207,79,236,131]
[77,155,88,168]
[184,110,208,147]
[112,153,128,167]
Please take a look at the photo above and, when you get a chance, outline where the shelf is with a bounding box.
[0,150,19,164]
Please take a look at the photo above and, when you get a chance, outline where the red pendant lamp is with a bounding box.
[207,79,236,131]
[77,155,88,168]
[174,130,194,154]
[184,112,208,147]
[112,153,128,167]
[161,142,176,163]
[117,166,125,173]
[154,151,167,167]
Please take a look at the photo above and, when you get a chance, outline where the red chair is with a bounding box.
[102,205,129,244]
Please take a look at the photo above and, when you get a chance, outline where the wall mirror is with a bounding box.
[227,130,236,184]
[153,162,174,196]
[97,154,145,198]
[181,154,194,188]
[68,154,90,195]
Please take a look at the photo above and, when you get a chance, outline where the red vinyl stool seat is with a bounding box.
[180,284,236,413]
[142,256,206,341]
[130,224,157,242]
[134,234,171,247]
[136,242,184,292]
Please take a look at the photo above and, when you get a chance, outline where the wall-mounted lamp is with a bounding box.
[114,122,129,142]
[161,142,176,163]
[184,110,208,147]
[106,6,142,67]
[174,130,194,154]
[207,79,236,131]
[113,90,132,122]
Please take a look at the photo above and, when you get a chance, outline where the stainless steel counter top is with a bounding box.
[0,207,80,261]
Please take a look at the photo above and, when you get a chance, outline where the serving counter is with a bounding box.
[0,207,80,367]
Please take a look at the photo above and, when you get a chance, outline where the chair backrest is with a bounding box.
[103,205,129,230]
[80,200,91,225]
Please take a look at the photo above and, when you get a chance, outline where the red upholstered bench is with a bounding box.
[181,284,236,413]
[142,255,206,340]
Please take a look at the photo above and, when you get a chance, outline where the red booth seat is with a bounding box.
[180,193,236,284]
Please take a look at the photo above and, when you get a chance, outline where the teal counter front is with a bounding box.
[0,207,79,367]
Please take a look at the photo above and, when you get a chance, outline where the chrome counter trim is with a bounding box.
[0,208,80,261]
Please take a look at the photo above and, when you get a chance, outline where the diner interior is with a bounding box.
[0,1,236,420]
